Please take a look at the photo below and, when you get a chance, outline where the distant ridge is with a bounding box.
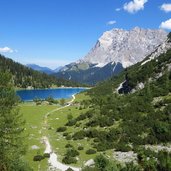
[27,64,54,74]
[0,55,83,89]
[26,64,63,75]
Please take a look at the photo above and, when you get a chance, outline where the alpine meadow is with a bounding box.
[1,0,171,171]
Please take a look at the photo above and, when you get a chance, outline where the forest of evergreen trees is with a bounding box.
[0,54,83,89]
[60,42,171,170]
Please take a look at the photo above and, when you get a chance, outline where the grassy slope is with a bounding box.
[20,92,108,170]
[20,103,57,170]
[47,93,97,167]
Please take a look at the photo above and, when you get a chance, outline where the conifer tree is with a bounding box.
[0,72,31,171]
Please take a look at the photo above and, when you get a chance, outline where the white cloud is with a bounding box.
[160,3,171,13]
[115,8,121,12]
[124,0,148,13]
[0,47,14,53]
[160,18,171,30]
[107,20,116,25]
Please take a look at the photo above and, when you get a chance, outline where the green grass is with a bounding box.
[46,92,97,166]
[20,92,114,170]
[20,103,57,171]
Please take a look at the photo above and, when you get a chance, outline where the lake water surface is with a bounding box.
[16,88,86,101]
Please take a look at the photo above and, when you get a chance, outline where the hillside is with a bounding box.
[55,27,168,85]
[49,33,171,170]
[0,54,83,89]
[26,64,63,74]
[26,64,55,74]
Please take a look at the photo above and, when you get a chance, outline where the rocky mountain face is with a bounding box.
[55,27,168,85]
[118,33,171,94]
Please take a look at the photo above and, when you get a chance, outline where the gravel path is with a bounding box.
[42,95,80,171]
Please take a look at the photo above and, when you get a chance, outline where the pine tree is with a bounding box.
[0,72,31,171]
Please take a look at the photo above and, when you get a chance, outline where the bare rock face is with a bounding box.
[56,27,168,85]
[141,37,171,65]
[81,27,168,68]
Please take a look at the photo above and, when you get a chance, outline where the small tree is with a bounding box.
[60,98,65,106]
[33,97,42,105]
[94,155,109,171]
[67,114,73,121]
[45,96,55,104]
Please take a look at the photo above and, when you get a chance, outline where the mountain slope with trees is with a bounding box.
[0,54,83,89]
[56,33,171,170]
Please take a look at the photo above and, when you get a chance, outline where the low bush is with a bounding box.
[33,155,44,161]
[67,114,73,120]
[66,119,77,126]
[78,146,84,150]
[63,132,68,137]
[65,168,74,171]
[114,143,132,152]
[65,144,73,148]
[86,149,96,155]
[62,156,77,164]
[76,113,87,121]
[66,135,72,140]
[66,148,79,157]
[73,130,86,140]
[43,153,50,158]
[56,126,67,132]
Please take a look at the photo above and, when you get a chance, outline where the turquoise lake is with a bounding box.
[16,88,86,101]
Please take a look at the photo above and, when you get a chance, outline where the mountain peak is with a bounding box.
[83,27,168,68]
[56,28,168,85]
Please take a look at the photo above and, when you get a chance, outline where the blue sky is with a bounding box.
[0,0,171,69]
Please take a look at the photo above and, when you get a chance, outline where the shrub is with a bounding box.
[62,156,77,164]
[157,150,171,171]
[76,113,87,121]
[33,98,42,105]
[86,129,99,138]
[66,119,77,126]
[67,114,73,120]
[114,143,132,152]
[73,130,86,140]
[95,143,107,152]
[93,138,100,143]
[66,135,72,140]
[75,123,81,127]
[43,153,50,158]
[65,144,73,148]
[86,149,96,155]
[33,155,44,161]
[45,96,55,104]
[56,126,67,132]
[66,148,79,157]
[63,132,68,137]
[60,98,65,106]
[78,146,84,150]
[94,155,109,171]
[65,168,74,171]
[82,166,99,171]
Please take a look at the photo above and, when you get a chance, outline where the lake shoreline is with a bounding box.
[16,87,88,102]
[15,86,91,91]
